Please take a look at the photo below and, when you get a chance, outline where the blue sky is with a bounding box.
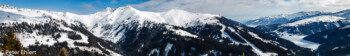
[1,0,350,22]
[0,0,149,14]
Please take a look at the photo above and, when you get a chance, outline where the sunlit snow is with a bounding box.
[276,31,320,50]
[282,16,345,26]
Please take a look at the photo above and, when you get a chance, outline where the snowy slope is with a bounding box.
[245,11,326,25]
[80,6,221,43]
[0,5,219,45]
[89,6,219,27]
[0,19,123,56]
[0,5,315,56]
[282,16,346,26]
[0,5,220,43]
[273,31,320,50]
[77,6,219,28]
[0,5,81,25]
[0,5,220,30]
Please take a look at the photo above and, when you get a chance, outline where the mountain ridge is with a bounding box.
[0,5,315,56]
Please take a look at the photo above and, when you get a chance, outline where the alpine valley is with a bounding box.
[0,5,347,56]
[246,9,350,56]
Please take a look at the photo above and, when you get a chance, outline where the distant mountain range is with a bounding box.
[245,9,350,55]
[245,11,328,26]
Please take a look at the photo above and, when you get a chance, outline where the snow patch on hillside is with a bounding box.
[221,25,243,45]
[247,25,258,27]
[16,31,56,48]
[16,29,89,48]
[165,25,198,38]
[97,43,122,56]
[248,32,280,46]
[341,25,350,29]
[222,31,242,45]
[59,32,89,47]
[243,34,278,56]
[76,46,104,54]
[0,52,3,55]
[149,48,160,56]
[323,35,328,39]
[164,43,173,56]
[228,27,278,56]
[248,32,272,43]
[170,29,198,38]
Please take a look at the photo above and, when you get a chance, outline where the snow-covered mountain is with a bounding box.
[245,8,350,55]
[256,15,350,50]
[0,5,314,56]
[245,11,328,26]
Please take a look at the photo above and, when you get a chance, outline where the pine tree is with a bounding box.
[58,47,68,56]
[1,31,39,56]
[3,30,23,51]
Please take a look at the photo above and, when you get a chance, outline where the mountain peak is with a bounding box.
[119,5,137,11]
[93,6,221,27]
[0,5,16,9]
[125,5,133,8]
[100,6,138,13]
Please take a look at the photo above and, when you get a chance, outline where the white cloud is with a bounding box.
[81,3,97,11]
[131,0,350,22]
[110,0,117,4]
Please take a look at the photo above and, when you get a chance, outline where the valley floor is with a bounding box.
[277,31,320,50]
